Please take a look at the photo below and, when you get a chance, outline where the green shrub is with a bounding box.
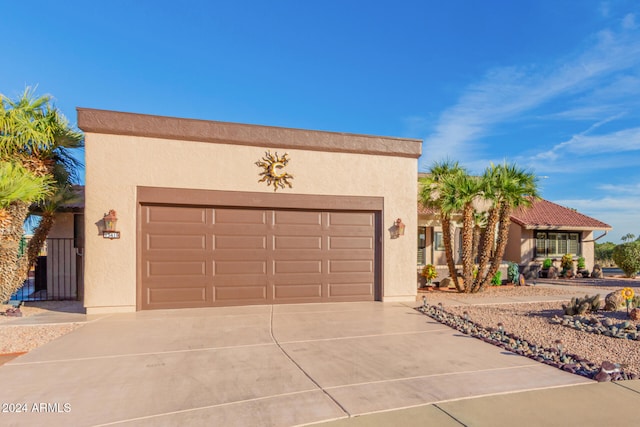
[612,242,640,278]
[577,257,586,270]
[561,253,574,271]
[542,258,552,269]
[507,262,519,283]
[491,271,502,286]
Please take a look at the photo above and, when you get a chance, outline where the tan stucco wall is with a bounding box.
[581,231,595,271]
[84,134,418,313]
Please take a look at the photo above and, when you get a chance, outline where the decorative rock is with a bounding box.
[594,371,611,382]
[604,291,624,311]
[630,308,640,321]
[547,266,558,279]
[591,264,603,279]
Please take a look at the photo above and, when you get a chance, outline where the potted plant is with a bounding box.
[539,258,553,278]
[561,253,575,278]
[421,264,438,287]
[576,256,589,278]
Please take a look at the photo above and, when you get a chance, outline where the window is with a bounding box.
[417,227,427,265]
[434,231,445,251]
[535,231,580,257]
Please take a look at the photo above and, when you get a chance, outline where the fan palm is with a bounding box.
[419,160,466,291]
[472,163,538,292]
[0,88,83,303]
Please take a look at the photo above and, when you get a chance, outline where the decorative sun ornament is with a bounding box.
[255,151,294,191]
[622,287,635,301]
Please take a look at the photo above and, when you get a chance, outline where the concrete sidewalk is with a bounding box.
[0,301,590,426]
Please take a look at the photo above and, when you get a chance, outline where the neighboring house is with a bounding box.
[417,197,611,284]
[78,108,422,314]
[505,198,611,276]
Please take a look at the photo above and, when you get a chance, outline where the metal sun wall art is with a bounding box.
[255,151,294,191]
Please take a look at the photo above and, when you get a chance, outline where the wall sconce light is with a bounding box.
[392,218,406,238]
[103,210,120,239]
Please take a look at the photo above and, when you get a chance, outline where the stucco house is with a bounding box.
[417,197,611,284]
[77,108,422,314]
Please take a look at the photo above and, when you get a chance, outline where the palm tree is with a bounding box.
[0,88,83,303]
[419,161,467,291]
[439,172,483,292]
[472,163,538,293]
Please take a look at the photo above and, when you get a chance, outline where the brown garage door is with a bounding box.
[140,205,379,309]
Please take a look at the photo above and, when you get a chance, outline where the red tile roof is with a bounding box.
[418,198,611,231]
[510,198,611,230]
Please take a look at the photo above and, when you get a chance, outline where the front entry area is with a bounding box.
[139,203,380,310]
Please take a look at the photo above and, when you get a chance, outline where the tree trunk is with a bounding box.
[461,203,475,292]
[0,202,30,303]
[478,204,512,293]
[472,203,500,293]
[441,215,462,292]
[24,212,55,275]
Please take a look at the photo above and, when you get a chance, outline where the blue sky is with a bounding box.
[2,1,639,242]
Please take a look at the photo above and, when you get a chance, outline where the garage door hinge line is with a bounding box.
[269,305,350,417]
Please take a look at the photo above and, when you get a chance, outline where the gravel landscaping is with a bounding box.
[421,284,640,379]
[0,301,84,354]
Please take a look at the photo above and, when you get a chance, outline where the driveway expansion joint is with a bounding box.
[268,305,351,417]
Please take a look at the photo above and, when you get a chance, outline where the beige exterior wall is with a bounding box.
[581,231,595,271]
[84,132,419,313]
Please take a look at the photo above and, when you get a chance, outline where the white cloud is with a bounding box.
[420,18,640,170]
[622,13,637,30]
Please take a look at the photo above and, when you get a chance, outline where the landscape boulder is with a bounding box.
[604,290,624,311]
[591,264,603,279]
[630,308,640,321]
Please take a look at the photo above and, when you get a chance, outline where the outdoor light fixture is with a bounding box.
[422,295,427,308]
[393,218,406,238]
[103,210,120,239]
[498,322,504,339]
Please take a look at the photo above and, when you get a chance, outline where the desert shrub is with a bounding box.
[612,242,640,278]
[421,264,438,283]
[491,271,502,286]
[507,262,519,283]
[561,253,574,271]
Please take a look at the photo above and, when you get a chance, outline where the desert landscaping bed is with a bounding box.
[419,284,640,380]
[0,302,84,354]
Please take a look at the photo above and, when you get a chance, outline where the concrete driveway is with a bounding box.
[0,302,589,426]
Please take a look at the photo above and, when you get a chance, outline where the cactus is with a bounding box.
[562,294,601,316]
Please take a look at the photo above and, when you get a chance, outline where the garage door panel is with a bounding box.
[140,205,378,309]
[329,260,373,273]
[146,206,207,224]
[328,282,374,298]
[273,283,322,299]
[328,236,373,250]
[214,260,267,275]
[328,212,373,226]
[273,235,322,250]
[274,211,322,225]
[214,209,267,224]
[147,286,207,304]
[214,285,267,301]
[147,261,207,277]
[214,235,267,250]
[146,234,207,251]
[274,260,322,274]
